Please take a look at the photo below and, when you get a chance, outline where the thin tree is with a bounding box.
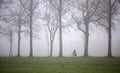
[0,0,15,57]
[48,0,71,57]
[3,0,29,57]
[95,0,120,57]
[11,2,26,57]
[17,8,22,57]
[19,0,41,57]
[9,9,22,57]
[43,1,58,56]
[72,0,100,57]
[0,15,16,57]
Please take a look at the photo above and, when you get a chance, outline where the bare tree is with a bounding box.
[95,0,120,57]
[48,0,71,57]
[17,8,22,57]
[19,0,41,57]
[10,1,27,57]
[0,0,16,57]
[72,0,100,57]
[43,1,58,56]
[0,15,16,57]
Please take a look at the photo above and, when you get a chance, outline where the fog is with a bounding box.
[0,0,120,57]
[0,25,120,57]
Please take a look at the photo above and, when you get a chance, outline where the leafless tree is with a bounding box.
[0,0,29,57]
[43,1,58,56]
[0,15,16,57]
[19,0,41,57]
[0,0,16,57]
[95,0,120,57]
[48,0,72,57]
[72,0,100,57]
[9,1,27,57]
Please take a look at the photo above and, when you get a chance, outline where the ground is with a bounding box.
[0,57,120,73]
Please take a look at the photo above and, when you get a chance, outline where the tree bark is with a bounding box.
[84,0,89,57]
[18,24,21,57]
[9,31,13,57]
[59,0,63,57]
[50,40,53,56]
[18,14,21,57]
[108,0,112,57]
[29,0,33,57]
[84,24,89,57]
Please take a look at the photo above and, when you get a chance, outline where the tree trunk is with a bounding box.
[84,0,89,57]
[9,32,13,57]
[50,40,53,56]
[59,0,63,57]
[108,30,112,57]
[29,0,33,57]
[18,25,21,57]
[18,14,21,57]
[84,24,89,57]
[108,0,112,57]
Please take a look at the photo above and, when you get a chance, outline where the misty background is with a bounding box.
[0,0,120,57]
[0,26,120,57]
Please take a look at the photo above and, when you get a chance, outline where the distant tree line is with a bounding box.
[0,0,120,57]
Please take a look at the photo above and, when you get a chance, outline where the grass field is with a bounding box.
[0,57,120,73]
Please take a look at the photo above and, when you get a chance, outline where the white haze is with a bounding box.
[0,0,120,57]
[0,25,120,57]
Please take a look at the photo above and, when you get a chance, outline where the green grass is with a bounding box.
[0,57,120,73]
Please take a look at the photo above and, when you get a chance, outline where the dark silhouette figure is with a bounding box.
[73,49,77,56]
